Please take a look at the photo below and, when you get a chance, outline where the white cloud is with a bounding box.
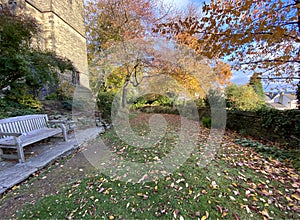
[231,72,251,86]
[163,0,190,8]
[162,0,205,9]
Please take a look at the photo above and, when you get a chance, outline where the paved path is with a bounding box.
[0,127,101,195]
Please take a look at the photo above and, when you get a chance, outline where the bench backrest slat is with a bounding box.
[0,115,49,135]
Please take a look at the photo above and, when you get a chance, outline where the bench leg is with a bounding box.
[16,143,25,163]
[60,124,68,141]
[0,148,3,161]
[14,137,25,163]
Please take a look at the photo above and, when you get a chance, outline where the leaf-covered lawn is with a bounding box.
[18,113,300,219]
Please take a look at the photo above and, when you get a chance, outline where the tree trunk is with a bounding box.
[122,82,129,108]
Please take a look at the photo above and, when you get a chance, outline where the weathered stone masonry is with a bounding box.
[1,0,89,87]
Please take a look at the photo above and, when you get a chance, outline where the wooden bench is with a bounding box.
[0,114,67,163]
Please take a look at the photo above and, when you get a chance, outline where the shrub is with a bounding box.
[204,88,225,109]
[152,95,174,106]
[227,109,300,148]
[225,84,265,111]
[62,100,73,110]
[18,94,42,111]
[202,116,211,128]
[235,138,300,170]
[131,94,174,109]
[139,106,179,115]
[97,91,116,122]
[0,97,40,119]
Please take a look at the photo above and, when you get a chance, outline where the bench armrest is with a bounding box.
[48,119,68,124]
[48,120,76,125]
[0,132,22,137]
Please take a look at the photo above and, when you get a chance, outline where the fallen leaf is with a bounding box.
[241,204,251,213]
[201,211,209,220]
[210,181,219,189]
[229,196,236,201]
[173,209,179,218]
[261,209,273,219]
[233,213,240,220]
[291,193,300,201]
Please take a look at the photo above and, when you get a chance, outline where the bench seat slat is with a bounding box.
[0,128,62,148]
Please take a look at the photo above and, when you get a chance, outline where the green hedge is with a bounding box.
[227,109,300,148]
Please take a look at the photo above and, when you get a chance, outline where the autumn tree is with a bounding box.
[95,38,215,107]
[95,39,161,107]
[199,0,300,87]
[85,0,172,60]
[86,0,217,108]
[249,73,264,98]
[153,6,232,86]
[85,0,177,106]
[225,84,265,111]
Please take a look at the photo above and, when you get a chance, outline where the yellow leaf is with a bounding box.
[222,213,227,218]
[109,215,115,220]
[137,192,143,197]
[201,211,209,220]
[210,181,218,189]
[291,193,300,201]
[104,188,112,195]
[261,209,272,219]
[241,204,251,213]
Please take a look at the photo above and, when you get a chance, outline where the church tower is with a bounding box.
[0,0,89,87]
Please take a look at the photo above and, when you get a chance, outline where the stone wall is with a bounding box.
[51,0,86,36]
[0,0,89,87]
[25,0,51,11]
[52,13,89,85]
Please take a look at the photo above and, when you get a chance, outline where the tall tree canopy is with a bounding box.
[85,0,174,101]
[225,84,265,111]
[85,0,171,60]
[153,9,232,86]
[155,0,300,88]
[85,0,232,109]
[200,0,300,86]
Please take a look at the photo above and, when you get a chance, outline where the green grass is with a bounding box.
[16,114,300,219]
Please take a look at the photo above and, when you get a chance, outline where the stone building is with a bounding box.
[0,0,89,87]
